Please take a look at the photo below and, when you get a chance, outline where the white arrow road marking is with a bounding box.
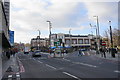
[63,72,81,80]
[45,64,56,70]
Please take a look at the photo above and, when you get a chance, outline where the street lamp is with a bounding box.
[38,30,41,50]
[93,16,100,50]
[90,23,98,52]
[69,29,72,47]
[93,16,100,37]
[46,21,52,54]
[93,16,100,54]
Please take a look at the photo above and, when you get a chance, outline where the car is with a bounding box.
[32,50,41,57]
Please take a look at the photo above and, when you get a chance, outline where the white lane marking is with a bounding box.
[33,58,36,60]
[63,59,71,62]
[72,62,97,68]
[45,64,56,70]
[8,75,12,78]
[37,60,43,63]
[79,62,97,68]
[82,52,85,55]
[114,70,120,73]
[63,72,81,80]
[16,74,20,77]
[16,73,21,80]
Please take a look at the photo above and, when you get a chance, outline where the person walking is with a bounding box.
[6,49,10,59]
[100,47,106,58]
[78,49,82,56]
[102,47,106,58]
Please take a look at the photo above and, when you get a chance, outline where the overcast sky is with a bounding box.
[9,0,119,43]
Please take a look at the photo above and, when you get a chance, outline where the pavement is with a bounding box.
[88,50,120,62]
[1,54,20,80]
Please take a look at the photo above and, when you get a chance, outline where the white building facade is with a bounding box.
[51,33,95,49]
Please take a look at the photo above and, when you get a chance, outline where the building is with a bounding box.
[0,0,11,79]
[31,36,49,50]
[51,33,96,49]
[0,0,11,51]
[3,0,10,26]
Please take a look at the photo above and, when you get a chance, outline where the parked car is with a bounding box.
[32,50,41,57]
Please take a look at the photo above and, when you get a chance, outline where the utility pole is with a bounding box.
[47,21,52,54]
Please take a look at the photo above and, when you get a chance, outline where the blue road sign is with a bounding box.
[9,30,14,46]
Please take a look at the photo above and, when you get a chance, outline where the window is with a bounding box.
[79,39,83,44]
[84,39,89,44]
[65,39,70,44]
[72,40,77,44]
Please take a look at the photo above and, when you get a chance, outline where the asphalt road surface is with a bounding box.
[15,51,119,80]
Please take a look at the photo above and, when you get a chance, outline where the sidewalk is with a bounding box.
[89,50,120,62]
[2,54,20,79]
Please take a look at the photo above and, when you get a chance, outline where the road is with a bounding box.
[7,51,120,80]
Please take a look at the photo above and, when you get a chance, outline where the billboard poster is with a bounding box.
[9,30,14,46]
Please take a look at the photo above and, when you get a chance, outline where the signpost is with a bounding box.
[102,41,106,46]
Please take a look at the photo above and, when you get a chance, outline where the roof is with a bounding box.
[65,34,88,37]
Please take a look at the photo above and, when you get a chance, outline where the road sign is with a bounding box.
[102,41,106,46]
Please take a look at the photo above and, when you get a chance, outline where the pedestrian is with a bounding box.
[100,47,106,58]
[102,48,106,58]
[6,49,10,59]
[78,49,82,56]
[65,49,68,54]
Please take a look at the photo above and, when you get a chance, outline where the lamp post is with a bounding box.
[69,29,72,47]
[93,16,100,50]
[90,23,98,53]
[47,21,52,54]
[38,30,41,50]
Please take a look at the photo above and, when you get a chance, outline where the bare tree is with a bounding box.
[103,28,120,48]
